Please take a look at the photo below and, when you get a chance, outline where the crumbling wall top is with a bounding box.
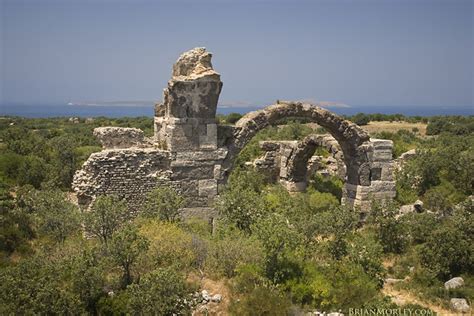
[93,127,147,149]
[171,47,220,80]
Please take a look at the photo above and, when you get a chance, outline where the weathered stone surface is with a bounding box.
[252,134,396,211]
[450,298,470,313]
[94,127,146,149]
[155,47,223,151]
[395,148,417,170]
[72,148,171,212]
[445,277,465,290]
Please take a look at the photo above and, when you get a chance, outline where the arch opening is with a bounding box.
[222,101,396,211]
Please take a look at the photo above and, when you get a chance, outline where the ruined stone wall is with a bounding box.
[252,135,396,211]
[74,48,227,217]
[73,47,397,216]
[253,134,346,187]
[343,139,396,213]
[72,148,171,212]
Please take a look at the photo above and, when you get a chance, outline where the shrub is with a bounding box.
[286,260,379,311]
[420,219,473,280]
[84,195,130,245]
[216,168,266,232]
[310,174,343,200]
[351,113,370,126]
[346,232,386,287]
[206,225,264,278]
[400,212,438,245]
[225,112,243,124]
[139,220,198,272]
[230,265,291,316]
[0,257,85,315]
[108,225,149,287]
[126,268,190,315]
[229,285,292,316]
[142,186,185,222]
[368,203,409,254]
[17,155,48,188]
[252,213,305,283]
[16,188,80,243]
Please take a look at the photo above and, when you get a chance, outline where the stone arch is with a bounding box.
[224,101,372,188]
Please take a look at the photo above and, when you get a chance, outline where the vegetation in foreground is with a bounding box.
[0,114,472,314]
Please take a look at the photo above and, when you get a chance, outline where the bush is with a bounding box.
[139,220,198,272]
[230,265,292,316]
[216,168,266,232]
[229,285,292,316]
[420,219,473,280]
[253,213,305,283]
[346,232,386,287]
[142,186,185,222]
[400,212,438,245]
[16,188,80,243]
[285,260,379,311]
[108,225,149,287]
[84,195,130,245]
[17,155,48,189]
[206,225,264,278]
[126,268,190,315]
[225,112,243,124]
[0,257,85,314]
[310,174,343,200]
[351,113,370,126]
[368,203,409,254]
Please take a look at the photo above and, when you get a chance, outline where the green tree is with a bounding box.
[225,112,243,124]
[142,186,185,222]
[206,225,264,278]
[17,155,48,189]
[216,168,267,232]
[0,183,34,256]
[420,211,474,279]
[48,135,78,188]
[0,256,84,314]
[253,213,304,283]
[126,268,190,315]
[346,232,386,287]
[230,264,292,316]
[368,203,409,254]
[108,225,149,287]
[68,248,106,314]
[84,195,130,245]
[351,113,370,126]
[17,188,80,243]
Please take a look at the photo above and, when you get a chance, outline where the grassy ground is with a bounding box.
[304,121,427,136]
[361,121,427,136]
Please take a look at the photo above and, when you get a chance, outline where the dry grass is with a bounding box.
[188,273,231,316]
[361,121,427,136]
[382,284,454,315]
[305,121,427,136]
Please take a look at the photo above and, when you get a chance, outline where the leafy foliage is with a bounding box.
[127,268,190,315]
[108,225,149,287]
[142,186,185,222]
[84,195,130,245]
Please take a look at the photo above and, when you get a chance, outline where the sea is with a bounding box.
[1,104,472,118]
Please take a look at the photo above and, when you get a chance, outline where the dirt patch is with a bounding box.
[382,283,454,315]
[188,273,231,316]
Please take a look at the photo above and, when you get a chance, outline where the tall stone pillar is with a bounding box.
[154,47,223,152]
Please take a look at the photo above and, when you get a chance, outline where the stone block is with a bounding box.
[171,165,214,180]
[198,179,218,198]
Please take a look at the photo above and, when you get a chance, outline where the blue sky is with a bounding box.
[1,0,473,109]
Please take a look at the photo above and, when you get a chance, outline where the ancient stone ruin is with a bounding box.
[73,47,396,217]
